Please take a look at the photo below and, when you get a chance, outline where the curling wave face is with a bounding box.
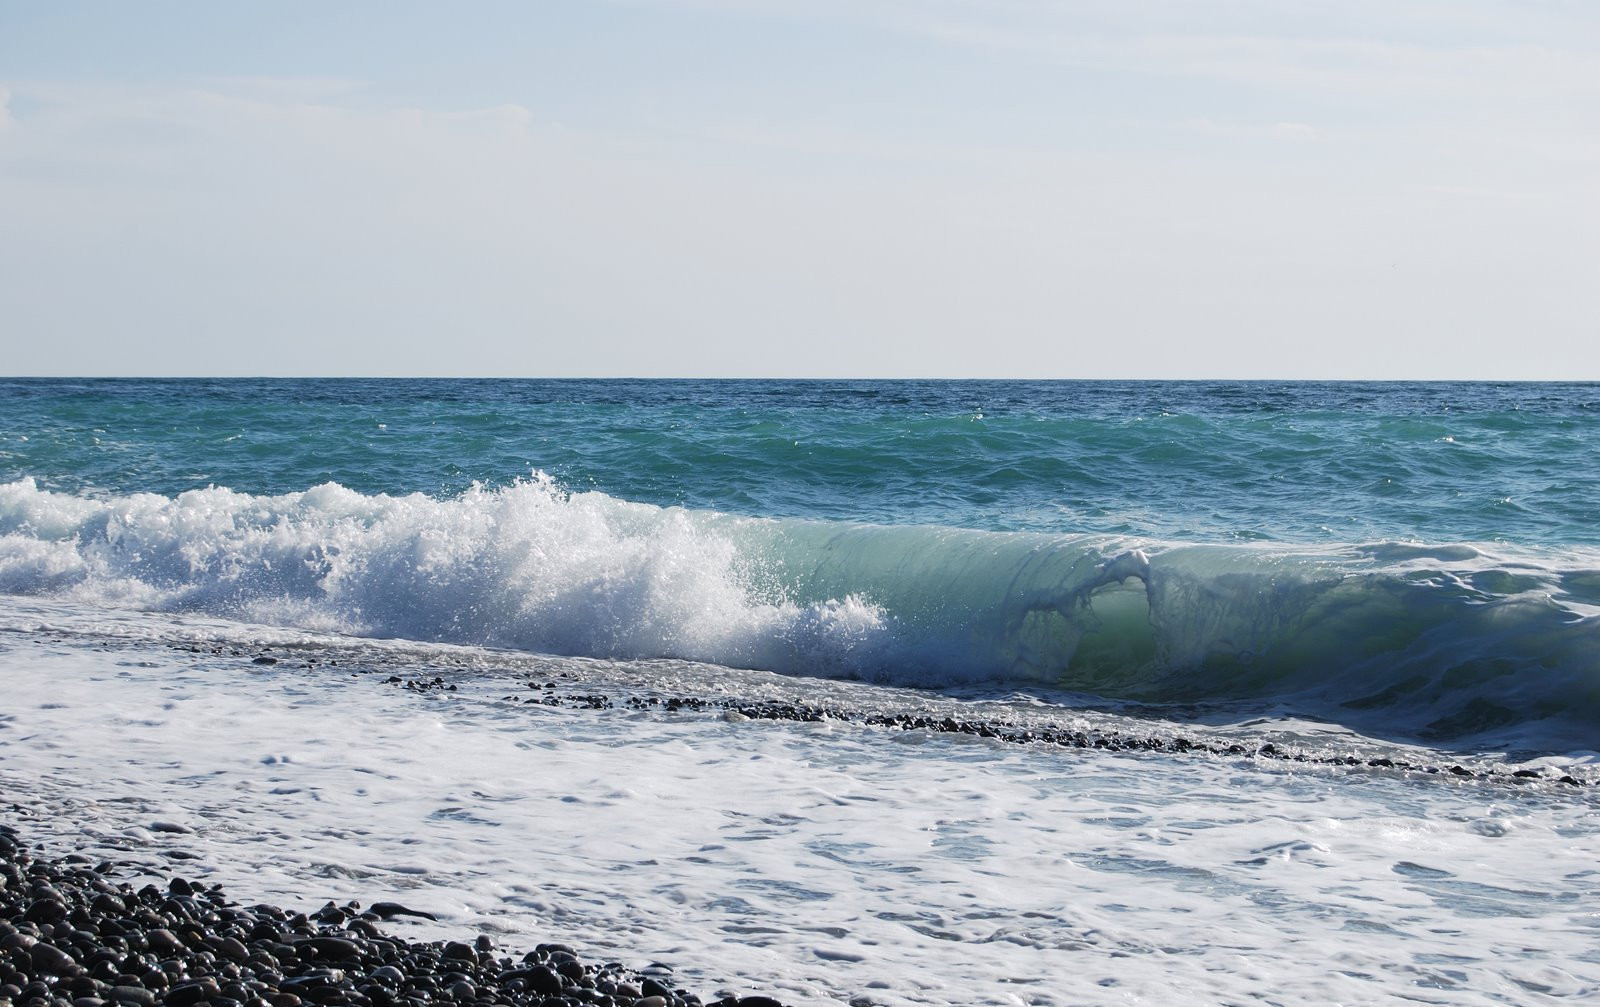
[2,475,1597,742]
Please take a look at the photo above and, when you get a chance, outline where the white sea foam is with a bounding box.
[2,626,1597,1006]
[3,475,1599,746]
[0,475,891,676]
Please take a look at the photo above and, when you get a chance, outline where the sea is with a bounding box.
[1,378,1597,1006]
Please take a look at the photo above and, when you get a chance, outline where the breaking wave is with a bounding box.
[2,475,1597,740]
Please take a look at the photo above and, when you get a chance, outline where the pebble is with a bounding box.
[488,682,1597,787]
[0,823,791,1007]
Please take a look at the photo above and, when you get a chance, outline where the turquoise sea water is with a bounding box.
[3,378,1598,749]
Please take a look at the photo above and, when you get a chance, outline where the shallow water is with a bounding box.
[3,619,1597,1006]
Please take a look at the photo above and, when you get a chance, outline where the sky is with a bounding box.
[1,0,1597,379]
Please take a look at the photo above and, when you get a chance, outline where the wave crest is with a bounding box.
[0,475,890,676]
[3,475,1598,740]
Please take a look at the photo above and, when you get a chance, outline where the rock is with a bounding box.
[165,982,217,1007]
[217,936,250,962]
[29,943,76,975]
[639,978,672,999]
[143,931,183,957]
[524,966,564,996]
[0,824,793,1007]
[148,823,194,835]
[302,937,361,962]
[535,944,578,959]
[554,958,585,982]
[366,904,435,922]
[368,966,404,987]
[24,900,68,925]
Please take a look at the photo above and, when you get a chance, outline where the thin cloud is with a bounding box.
[632,0,1600,105]
[3,4,1598,379]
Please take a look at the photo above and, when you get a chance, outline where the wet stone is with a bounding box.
[524,967,564,996]
[0,824,791,1007]
[29,944,75,975]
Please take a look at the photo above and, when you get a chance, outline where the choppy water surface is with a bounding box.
[3,629,1597,1007]
[5,379,1598,544]
[2,378,1598,1004]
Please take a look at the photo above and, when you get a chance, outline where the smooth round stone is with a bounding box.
[217,937,250,962]
[639,978,672,999]
[164,979,221,1007]
[143,931,183,957]
[30,943,77,975]
[368,966,405,987]
[534,966,569,997]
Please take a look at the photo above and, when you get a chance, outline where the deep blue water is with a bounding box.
[5,378,1598,544]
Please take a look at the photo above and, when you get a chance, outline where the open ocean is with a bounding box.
[2,378,1597,1005]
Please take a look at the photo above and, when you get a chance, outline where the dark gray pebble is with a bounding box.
[0,824,790,1007]
[524,966,563,996]
[368,966,404,987]
[30,944,76,975]
[365,904,435,923]
[638,978,671,999]
[302,937,361,962]
[149,823,194,836]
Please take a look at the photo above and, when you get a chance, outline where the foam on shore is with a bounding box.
[4,630,1597,1006]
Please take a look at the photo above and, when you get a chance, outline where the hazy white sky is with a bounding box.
[1,0,1596,378]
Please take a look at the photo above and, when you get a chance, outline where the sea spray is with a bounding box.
[3,474,1597,740]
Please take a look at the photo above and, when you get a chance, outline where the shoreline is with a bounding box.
[481,677,1596,789]
[0,824,786,1007]
[5,630,1599,1005]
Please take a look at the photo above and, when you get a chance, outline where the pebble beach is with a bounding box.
[0,821,789,1007]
